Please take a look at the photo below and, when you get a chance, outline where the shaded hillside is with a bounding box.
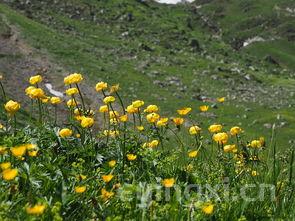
[193,0,295,69]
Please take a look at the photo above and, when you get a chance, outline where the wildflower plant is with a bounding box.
[0,73,293,220]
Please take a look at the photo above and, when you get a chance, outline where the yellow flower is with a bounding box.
[66,87,78,96]
[199,105,209,112]
[230,126,243,136]
[75,115,83,122]
[188,150,198,158]
[208,124,222,133]
[250,140,262,148]
[156,118,168,127]
[59,128,73,138]
[102,174,114,183]
[126,105,138,113]
[103,96,115,104]
[109,111,119,119]
[223,144,237,153]
[177,107,191,115]
[201,202,214,215]
[25,143,37,150]
[127,154,137,161]
[64,73,83,85]
[95,81,108,92]
[0,162,11,170]
[104,130,119,138]
[99,105,108,113]
[50,97,62,105]
[25,86,35,97]
[28,150,38,157]
[30,88,45,99]
[2,168,18,181]
[251,170,259,176]
[172,117,184,126]
[29,75,42,85]
[41,97,50,103]
[67,99,77,108]
[109,84,120,93]
[213,132,228,144]
[24,144,38,157]
[189,125,201,135]
[0,123,4,130]
[80,116,94,128]
[119,114,128,122]
[4,100,20,115]
[217,97,225,103]
[132,100,144,108]
[108,160,116,168]
[162,178,175,188]
[101,188,114,201]
[144,105,159,113]
[75,186,87,193]
[11,145,27,157]
[146,113,160,123]
[26,204,46,215]
[137,126,144,131]
[148,140,159,148]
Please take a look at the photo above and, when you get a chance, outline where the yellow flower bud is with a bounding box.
[29,75,42,85]
[208,124,222,133]
[189,125,201,135]
[50,97,62,105]
[162,178,175,188]
[59,128,73,138]
[144,105,159,113]
[99,105,108,113]
[177,107,191,115]
[64,73,83,85]
[213,132,228,144]
[80,116,94,128]
[26,204,46,215]
[75,186,87,193]
[95,81,108,92]
[199,105,209,112]
[103,96,115,104]
[132,100,144,108]
[66,87,78,96]
[4,100,20,115]
[146,113,160,123]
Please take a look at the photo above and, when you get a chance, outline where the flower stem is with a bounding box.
[75,83,86,111]
[0,81,7,102]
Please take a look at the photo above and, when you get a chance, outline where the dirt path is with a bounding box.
[0,14,105,121]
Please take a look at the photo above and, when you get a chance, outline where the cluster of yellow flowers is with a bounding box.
[0,143,39,182]
[0,73,269,216]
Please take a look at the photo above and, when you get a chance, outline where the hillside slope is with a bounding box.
[193,0,295,70]
[0,0,294,148]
